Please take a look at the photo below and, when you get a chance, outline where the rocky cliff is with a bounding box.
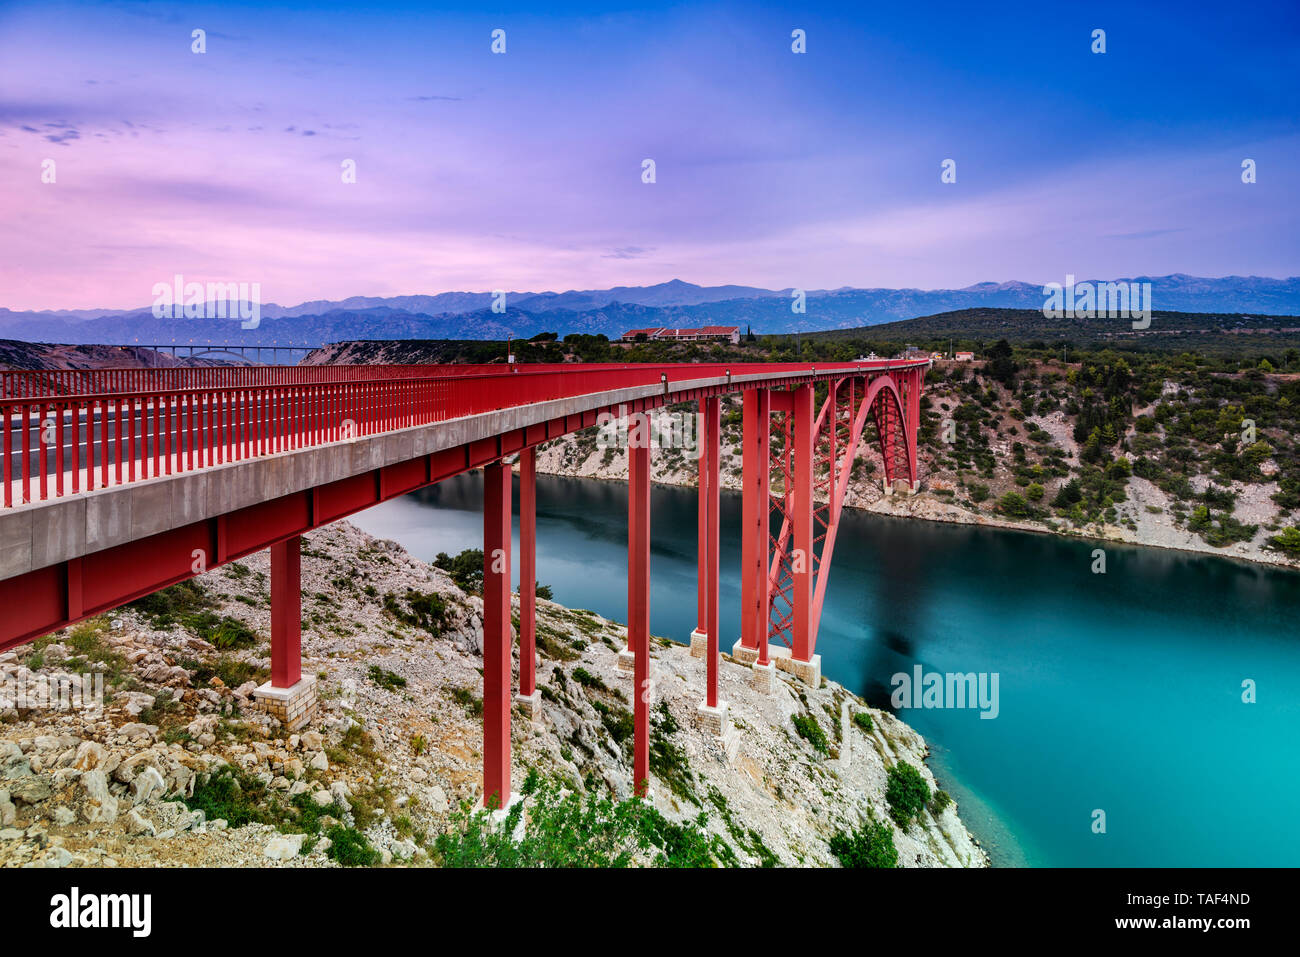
[0,522,986,868]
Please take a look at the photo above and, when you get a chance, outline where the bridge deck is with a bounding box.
[0,360,927,649]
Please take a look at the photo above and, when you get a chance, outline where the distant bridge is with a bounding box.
[135,343,318,364]
[0,359,928,806]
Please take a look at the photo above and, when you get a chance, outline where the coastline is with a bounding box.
[530,440,1300,575]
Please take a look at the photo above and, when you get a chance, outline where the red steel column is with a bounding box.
[906,368,922,488]
[270,536,302,688]
[792,384,814,663]
[519,447,537,699]
[740,389,771,663]
[703,395,721,708]
[628,411,651,797]
[695,399,709,636]
[482,461,513,808]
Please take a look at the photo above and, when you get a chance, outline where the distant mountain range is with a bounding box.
[1,275,1297,347]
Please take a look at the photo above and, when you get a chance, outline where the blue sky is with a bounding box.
[0,0,1296,308]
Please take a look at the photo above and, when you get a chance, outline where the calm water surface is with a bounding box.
[350,472,1300,867]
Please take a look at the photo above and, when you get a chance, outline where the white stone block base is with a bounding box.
[252,676,317,732]
[775,653,822,688]
[730,638,759,665]
[695,700,731,737]
[615,648,635,674]
[689,629,708,657]
[750,661,776,694]
[515,690,543,726]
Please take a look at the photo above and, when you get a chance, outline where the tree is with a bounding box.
[1266,526,1300,556]
[434,549,484,593]
[1052,478,1083,509]
[997,491,1032,518]
[985,338,1018,386]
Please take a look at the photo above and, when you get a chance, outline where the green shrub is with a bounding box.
[326,825,381,867]
[852,711,873,733]
[928,789,953,816]
[382,589,448,635]
[828,812,898,868]
[571,667,609,692]
[199,614,260,650]
[432,783,730,868]
[129,580,217,628]
[1266,526,1300,556]
[184,766,272,828]
[885,761,931,828]
[997,491,1033,518]
[792,713,829,755]
[183,655,267,689]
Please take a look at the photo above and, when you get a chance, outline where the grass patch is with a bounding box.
[648,702,697,805]
[49,619,130,686]
[382,589,449,636]
[367,665,407,691]
[590,700,634,745]
[180,655,268,689]
[128,580,217,628]
[325,724,378,768]
[449,685,483,718]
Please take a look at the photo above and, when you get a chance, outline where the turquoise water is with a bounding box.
[350,472,1300,867]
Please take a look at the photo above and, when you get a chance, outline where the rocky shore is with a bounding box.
[0,521,987,868]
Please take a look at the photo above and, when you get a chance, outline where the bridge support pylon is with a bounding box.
[482,461,513,808]
[786,384,822,688]
[253,535,317,732]
[735,388,774,692]
[689,397,710,660]
[515,447,542,725]
[694,396,730,736]
[627,413,652,796]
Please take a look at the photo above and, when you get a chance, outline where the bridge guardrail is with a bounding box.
[1,360,927,509]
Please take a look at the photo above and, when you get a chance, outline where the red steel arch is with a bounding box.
[736,365,926,667]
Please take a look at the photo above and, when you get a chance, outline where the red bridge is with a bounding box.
[0,358,929,806]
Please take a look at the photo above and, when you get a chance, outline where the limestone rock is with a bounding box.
[9,776,52,805]
[125,809,156,836]
[79,770,118,824]
[122,693,156,717]
[263,833,306,860]
[73,741,106,771]
[132,766,166,805]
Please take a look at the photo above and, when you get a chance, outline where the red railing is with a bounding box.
[1,360,926,508]
[0,363,510,398]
